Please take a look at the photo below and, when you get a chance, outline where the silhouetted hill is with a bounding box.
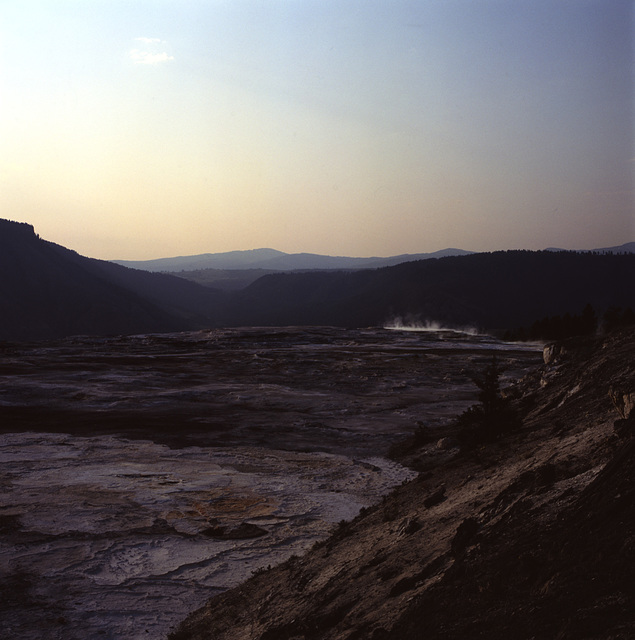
[113,248,473,273]
[113,248,286,272]
[2,219,633,340]
[114,244,634,276]
[0,219,222,340]
[224,250,635,331]
[169,268,280,291]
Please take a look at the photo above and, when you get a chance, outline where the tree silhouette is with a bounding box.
[458,355,520,448]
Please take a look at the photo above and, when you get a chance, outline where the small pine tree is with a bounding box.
[473,354,504,416]
[458,354,520,448]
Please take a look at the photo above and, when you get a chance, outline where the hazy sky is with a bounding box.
[1,1,633,260]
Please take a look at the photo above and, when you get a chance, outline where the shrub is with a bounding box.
[458,355,520,448]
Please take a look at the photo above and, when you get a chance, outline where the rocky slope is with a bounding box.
[170,328,635,639]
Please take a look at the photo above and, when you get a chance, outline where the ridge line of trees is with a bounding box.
[502,304,635,341]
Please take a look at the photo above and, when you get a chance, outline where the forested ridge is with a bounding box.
[1,219,633,340]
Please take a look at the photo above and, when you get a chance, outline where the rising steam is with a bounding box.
[384,317,479,336]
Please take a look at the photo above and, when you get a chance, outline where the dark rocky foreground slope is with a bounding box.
[171,328,635,640]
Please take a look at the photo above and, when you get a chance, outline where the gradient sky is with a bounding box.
[1,0,633,260]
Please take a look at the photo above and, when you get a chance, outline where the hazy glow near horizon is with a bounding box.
[1,1,632,260]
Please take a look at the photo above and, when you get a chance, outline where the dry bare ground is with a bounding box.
[171,328,635,640]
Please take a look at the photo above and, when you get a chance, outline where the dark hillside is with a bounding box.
[228,250,635,330]
[1,219,633,340]
[0,220,221,340]
[50,245,225,324]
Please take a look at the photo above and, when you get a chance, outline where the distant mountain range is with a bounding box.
[114,243,635,291]
[113,243,635,275]
[545,242,635,254]
[1,218,633,340]
[113,247,474,273]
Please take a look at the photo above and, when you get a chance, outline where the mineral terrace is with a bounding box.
[0,327,542,638]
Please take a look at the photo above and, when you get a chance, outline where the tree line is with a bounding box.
[502,304,635,341]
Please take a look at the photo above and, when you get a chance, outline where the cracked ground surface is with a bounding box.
[0,327,541,638]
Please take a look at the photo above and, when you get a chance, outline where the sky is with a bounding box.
[0,0,633,260]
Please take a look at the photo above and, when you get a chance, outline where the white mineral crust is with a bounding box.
[0,432,415,639]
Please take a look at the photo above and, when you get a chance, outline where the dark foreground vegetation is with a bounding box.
[170,328,635,639]
[1,218,634,341]
[456,354,523,449]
